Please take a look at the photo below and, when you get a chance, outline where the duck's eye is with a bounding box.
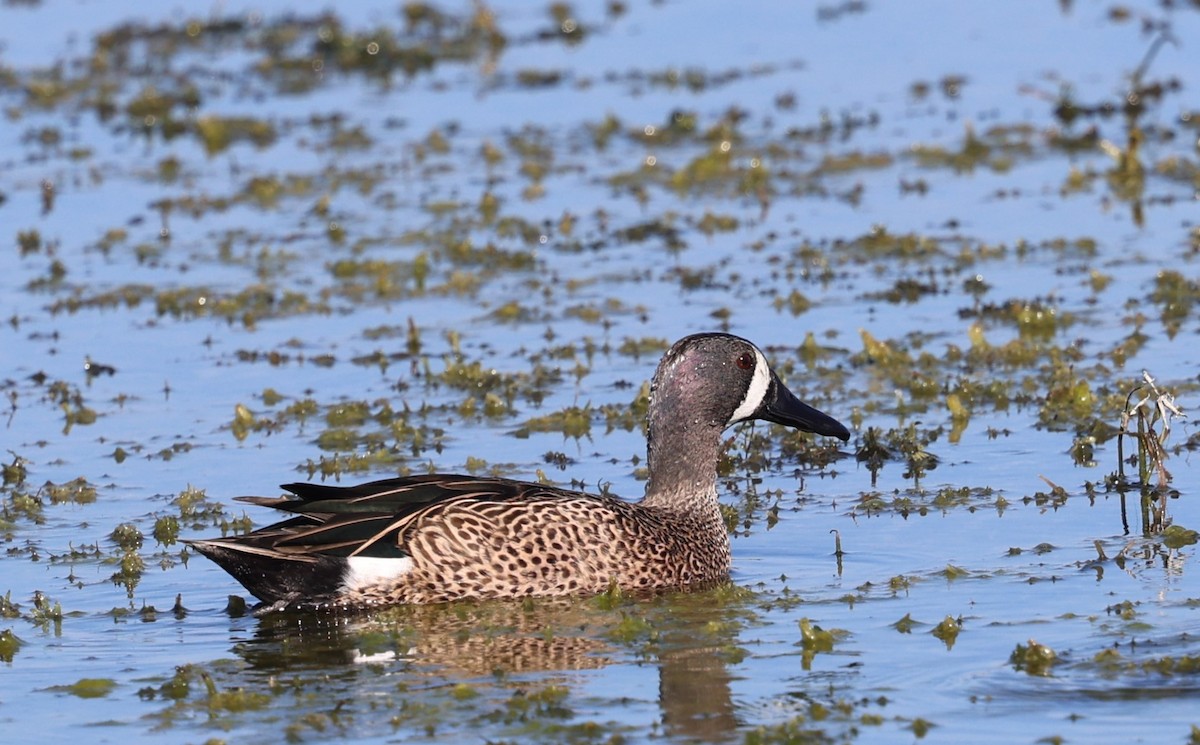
[736,352,754,370]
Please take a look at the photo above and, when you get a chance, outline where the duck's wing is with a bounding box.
[189,474,587,562]
[257,474,579,556]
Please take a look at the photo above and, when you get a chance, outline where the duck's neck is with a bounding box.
[641,420,723,513]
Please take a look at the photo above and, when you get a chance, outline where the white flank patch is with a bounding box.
[342,556,413,593]
[727,348,772,425]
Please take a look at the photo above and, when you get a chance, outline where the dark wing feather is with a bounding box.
[245,474,560,514]
[222,474,595,558]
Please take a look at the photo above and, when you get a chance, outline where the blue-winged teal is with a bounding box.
[187,333,850,611]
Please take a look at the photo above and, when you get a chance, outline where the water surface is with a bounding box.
[1,1,1198,743]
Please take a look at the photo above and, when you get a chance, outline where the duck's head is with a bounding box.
[650,332,850,441]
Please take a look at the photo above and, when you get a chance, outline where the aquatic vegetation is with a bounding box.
[891,613,918,634]
[49,678,119,699]
[0,627,22,662]
[931,616,962,649]
[796,617,847,669]
[514,405,593,439]
[1109,370,1186,540]
[1010,639,1058,676]
[194,116,277,155]
[42,477,98,505]
[1161,524,1198,549]
[0,592,19,620]
[152,516,181,546]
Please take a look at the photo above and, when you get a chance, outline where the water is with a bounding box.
[1,1,1198,742]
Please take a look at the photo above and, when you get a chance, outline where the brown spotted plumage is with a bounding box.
[187,333,850,612]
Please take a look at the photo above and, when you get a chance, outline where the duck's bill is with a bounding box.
[760,374,851,442]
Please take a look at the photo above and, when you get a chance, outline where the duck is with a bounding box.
[186,332,850,611]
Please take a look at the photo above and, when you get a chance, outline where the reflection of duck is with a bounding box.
[188,333,849,611]
[237,597,616,674]
[232,592,745,741]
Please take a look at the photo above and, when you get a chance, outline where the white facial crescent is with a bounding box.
[727,348,772,426]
